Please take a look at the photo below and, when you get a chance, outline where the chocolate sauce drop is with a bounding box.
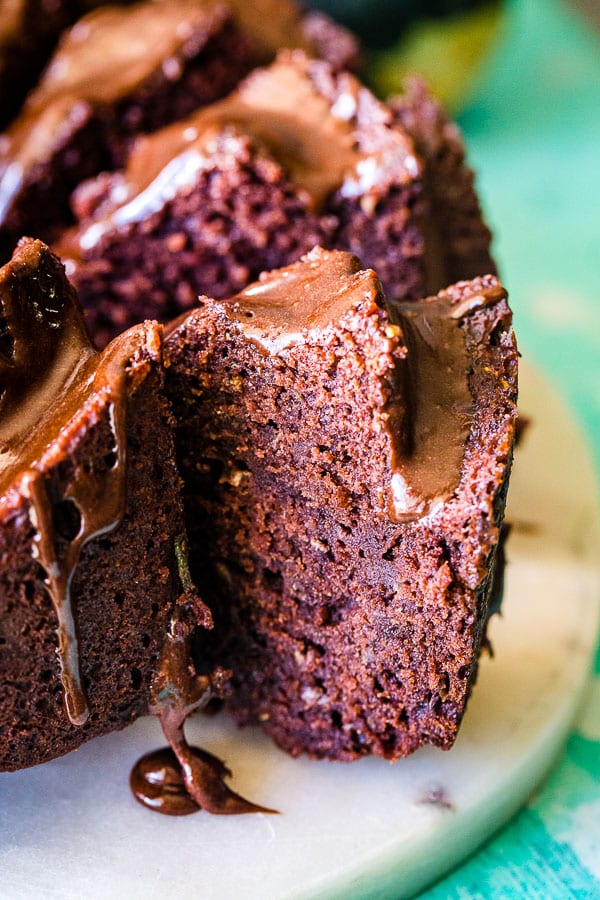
[20,391,128,726]
[130,745,261,816]
[131,616,276,816]
[130,747,210,816]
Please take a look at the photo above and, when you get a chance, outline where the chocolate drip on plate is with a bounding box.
[130,746,237,816]
[131,613,276,816]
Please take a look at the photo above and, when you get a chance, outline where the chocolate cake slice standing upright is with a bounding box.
[0,238,201,770]
[165,248,518,761]
[58,51,494,348]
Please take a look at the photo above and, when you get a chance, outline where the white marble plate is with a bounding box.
[1,362,599,900]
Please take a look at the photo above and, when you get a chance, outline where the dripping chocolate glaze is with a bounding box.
[73,52,417,251]
[389,276,507,520]
[185,248,506,524]
[131,622,277,816]
[131,537,276,816]
[0,239,145,724]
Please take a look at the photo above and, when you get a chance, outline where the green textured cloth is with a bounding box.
[422,0,600,895]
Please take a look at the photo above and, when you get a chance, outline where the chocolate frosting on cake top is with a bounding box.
[184,248,508,524]
[0,239,146,496]
[29,1,228,108]
[0,239,94,488]
[121,54,362,210]
[1,0,225,116]
[75,52,418,249]
[226,245,370,354]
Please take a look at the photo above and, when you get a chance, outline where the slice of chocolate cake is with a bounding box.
[59,52,495,349]
[0,238,196,770]
[0,0,252,257]
[58,52,424,346]
[165,248,518,761]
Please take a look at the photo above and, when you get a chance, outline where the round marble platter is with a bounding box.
[1,362,599,900]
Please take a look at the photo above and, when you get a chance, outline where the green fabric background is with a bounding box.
[422,0,600,895]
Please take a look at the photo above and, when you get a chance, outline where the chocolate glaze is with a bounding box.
[131,745,238,816]
[227,245,370,354]
[390,276,507,520]
[31,2,227,108]
[75,52,417,250]
[0,239,148,725]
[140,613,276,815]
[197,249,507,525]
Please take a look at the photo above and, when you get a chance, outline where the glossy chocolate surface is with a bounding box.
[32,1,226,108]
[141,617,275,815]
[226,245,369,354]
[194,249,507,523]
[0,239,148,724]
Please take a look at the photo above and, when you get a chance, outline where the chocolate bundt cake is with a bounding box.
[0,0,517,803]
[165,248,518,761]
[59,51,494,348]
